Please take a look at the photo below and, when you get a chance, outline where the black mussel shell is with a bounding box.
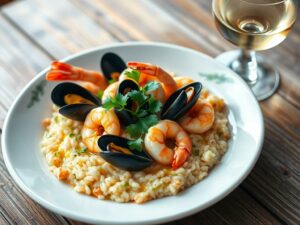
[161,82,202,121]
[117,79,140,95]
[98,135,152,171]
[51,82,100,107]
[114,109,135,126]
[115,79,140,126]
[100,52,127,80]
[59,104,98,121]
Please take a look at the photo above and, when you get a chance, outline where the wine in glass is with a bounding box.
[212,0,298,100]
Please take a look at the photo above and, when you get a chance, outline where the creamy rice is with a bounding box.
[41,91,230,203]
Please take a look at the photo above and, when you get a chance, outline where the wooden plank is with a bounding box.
[178,188,282,225]
[0,135,69,225]
[0,15,51,128]
[68,0,220,55]
[1,0,118,59]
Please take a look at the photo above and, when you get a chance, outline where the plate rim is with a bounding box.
[1,41,264,225]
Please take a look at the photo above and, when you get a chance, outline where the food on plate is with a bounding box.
[41,53,230,203]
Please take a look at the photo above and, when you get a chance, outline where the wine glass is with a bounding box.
[212,0,298,101]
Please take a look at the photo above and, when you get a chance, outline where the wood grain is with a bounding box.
[0,137,69,225]
[2,0,117,59]
[0,15,51,127]
[0,0,299,224]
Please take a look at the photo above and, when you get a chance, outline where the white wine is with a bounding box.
[213,0,297,50]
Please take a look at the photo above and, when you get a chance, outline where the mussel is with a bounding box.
[114,79,140,126]
[161,82,202,121]
[98,135,152,171]
[51,82,101,121]
[100,52,127,81]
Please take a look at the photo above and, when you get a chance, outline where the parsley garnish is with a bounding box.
[78,147,87,154]
[128,138,143,152]
[124,69,140,83]
[69,133,75,138]
[102,79,162,151]
[108,78,116,84]
[97,89,104,100]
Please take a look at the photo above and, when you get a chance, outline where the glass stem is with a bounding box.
[230,50,258,84]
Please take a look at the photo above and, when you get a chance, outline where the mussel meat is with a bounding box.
[51,82,100,121]
[100,52,127,81]
[114,79,140,126]
[98,135,152,171]
[160,82,202,121]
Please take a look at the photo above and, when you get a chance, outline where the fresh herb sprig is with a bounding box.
[102,70,162,151]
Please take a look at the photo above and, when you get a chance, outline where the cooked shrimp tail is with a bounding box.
[46,61,108,90]
[172,147,190,169]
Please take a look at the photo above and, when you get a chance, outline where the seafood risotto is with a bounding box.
[41,53,230,203]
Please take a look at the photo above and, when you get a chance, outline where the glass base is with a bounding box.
[215,50,280,101]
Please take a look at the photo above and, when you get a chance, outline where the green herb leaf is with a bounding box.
[102,93,129,110]
[143,81,160,94]
[136,109,148,117]
[115,93,129,108]
[148,96,162,113]
[128,138,143,152]
[97,89,104,100]
[108,78,116,84]
[78,147,87,154]
[127,90,147,105]
[69,133,75,138]
[124,69,140,82]
[54,116,59,123]
[102,98,115,110]
[126,123,143,138]
[126,115,158,138]
[142,114,159,128]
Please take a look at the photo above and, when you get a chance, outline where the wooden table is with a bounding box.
[0,1,299,224]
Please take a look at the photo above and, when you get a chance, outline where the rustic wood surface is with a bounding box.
[0,0,299,224]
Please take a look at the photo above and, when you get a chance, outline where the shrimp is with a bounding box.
[119,69,166,103]
[101,81,119,102]
[179,100,215,134]
[174,76,195,89]
[82,107,121,153]
[144,120,192,169]
[128,62,177,99]
[46,61,108,90]
[79,81,101,95]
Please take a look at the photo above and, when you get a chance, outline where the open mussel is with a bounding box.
[161,82,202,121]
[51,82,100,121]
[114,79,140,126]
[98,135,152,171]
[100,52,127,81]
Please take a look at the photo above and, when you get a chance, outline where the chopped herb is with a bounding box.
[69,133,75,138]
[143,81,160,94]
[124,69,140,82]
[97,89,104,100]
[108,78,116,84]
[102,80,162,147]
[54,116,59,123]
[148,95,162,113]
[128,138,143,152]
[78,147,87,154]
[121,181,129,188]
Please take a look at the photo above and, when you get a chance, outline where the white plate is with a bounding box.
[2,42,264,225]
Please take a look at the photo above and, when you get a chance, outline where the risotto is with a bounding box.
[41,89,230,203]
